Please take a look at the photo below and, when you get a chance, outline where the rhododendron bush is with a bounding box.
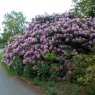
[3,12,95,80]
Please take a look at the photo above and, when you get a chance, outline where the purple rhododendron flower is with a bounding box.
[3,12,95,80]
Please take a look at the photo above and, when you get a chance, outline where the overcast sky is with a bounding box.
[0,0,73,33]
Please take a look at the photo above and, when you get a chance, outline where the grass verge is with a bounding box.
[1,63,16,76]
[0,52,15,76]
[32,78,84,95]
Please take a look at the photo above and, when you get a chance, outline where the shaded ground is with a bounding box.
[0,64,37,95]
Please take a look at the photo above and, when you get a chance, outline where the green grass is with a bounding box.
[32,78,84,95]
[0,52,15,76]
[32,78,59,95]
[1,63,16,76]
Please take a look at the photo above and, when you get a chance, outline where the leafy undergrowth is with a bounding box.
[32,78,85,95]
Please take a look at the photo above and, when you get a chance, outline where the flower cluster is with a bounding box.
[3,12,95,80]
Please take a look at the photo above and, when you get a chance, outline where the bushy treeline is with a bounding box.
[3,13,95,82]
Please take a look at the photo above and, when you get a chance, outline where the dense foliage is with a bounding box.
[3,12,95,81]
[69,54,95,85]
[72,0,95,17]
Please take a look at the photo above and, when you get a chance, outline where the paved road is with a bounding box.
[0,65,37,95]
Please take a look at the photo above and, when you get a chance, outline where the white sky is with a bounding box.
[0,0,73,33]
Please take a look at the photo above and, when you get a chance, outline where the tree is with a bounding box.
[1,11,27,44]
[72,0,95,17]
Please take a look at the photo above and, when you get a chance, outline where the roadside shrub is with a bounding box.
[77,65,95,85]
[63,84,81,95]
[43,81,59,95]
[44,53,56,62]
[36,61,50,80]
[70,54,95,85]
[50,64,58,80]
[11,55,24,76]
[85,83,95,95]
[23,63,36,79]
[47,86,59,95]
[3,12,95,80]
